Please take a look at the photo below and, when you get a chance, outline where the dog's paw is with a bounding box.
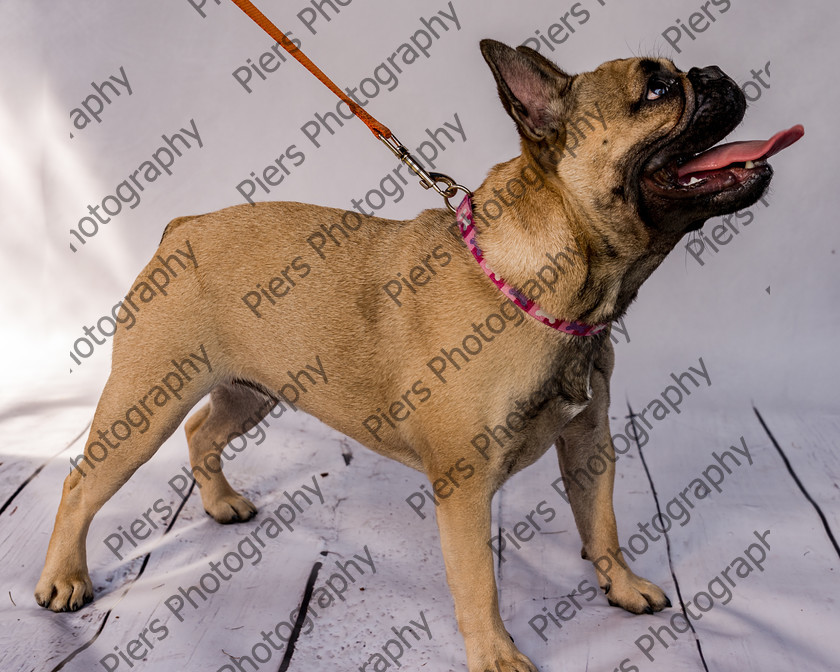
[472,651,539,672]
[204,492,258,524]
[477,655,538,672]
[468,637,539,672]
[34,570,93,612]
[604,571,670,614]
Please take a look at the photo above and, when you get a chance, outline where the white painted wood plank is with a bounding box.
[2,390,838,671]
[632,408,840,672]
[0,399,457,671]
[0,402,91,505]
[753,410,840,536]
[52,412,347,672]
[287,442,460,671]
[1,410,130,672]
[493,427,704,672]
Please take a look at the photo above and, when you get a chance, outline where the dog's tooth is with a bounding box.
[745,160,756,169]
[686,176,701,186]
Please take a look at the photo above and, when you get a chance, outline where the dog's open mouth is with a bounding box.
[645,124,804,196]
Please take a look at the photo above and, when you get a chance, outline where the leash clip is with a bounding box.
[378,132,470,213]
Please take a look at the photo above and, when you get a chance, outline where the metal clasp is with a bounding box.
[378,132,471,213]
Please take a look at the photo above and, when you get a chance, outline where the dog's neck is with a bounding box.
[469,154,672,326]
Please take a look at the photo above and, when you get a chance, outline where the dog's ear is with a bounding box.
[480,39,572,142]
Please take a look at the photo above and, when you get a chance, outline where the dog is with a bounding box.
[37,39,802,672]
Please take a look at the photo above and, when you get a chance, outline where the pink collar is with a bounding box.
[456,195,608,337]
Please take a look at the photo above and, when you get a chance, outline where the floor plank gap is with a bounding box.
[753,405,840,559]
[277,559,324,672]
[628,402,710,672]
[0,420,91,517]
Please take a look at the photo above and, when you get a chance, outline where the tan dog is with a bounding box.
[37,40,801,672]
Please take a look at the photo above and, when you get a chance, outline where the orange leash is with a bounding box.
[228,0,469,211]
[229,0,392,140]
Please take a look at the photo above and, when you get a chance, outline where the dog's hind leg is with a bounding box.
[184,382,275,524]
[35,356,216,612]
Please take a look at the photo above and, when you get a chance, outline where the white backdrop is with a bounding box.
[1,1,838,671]
[1,0,837,413]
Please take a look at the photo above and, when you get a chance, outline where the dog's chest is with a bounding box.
[494,343,597,477]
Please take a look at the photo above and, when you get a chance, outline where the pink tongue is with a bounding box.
[676,124,804,177]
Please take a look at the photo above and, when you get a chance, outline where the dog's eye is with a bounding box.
[646,78,671,101]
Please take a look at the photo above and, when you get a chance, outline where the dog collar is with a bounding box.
[456,195,608,337]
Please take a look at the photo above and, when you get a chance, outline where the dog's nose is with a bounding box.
[688,65,727,83]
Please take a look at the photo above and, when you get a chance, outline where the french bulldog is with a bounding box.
[37,39,802,672]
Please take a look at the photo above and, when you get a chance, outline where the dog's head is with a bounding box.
[480,40,802,239]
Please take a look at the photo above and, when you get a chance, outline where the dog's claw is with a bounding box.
[203,492,258,524]
[34,571,94,612]
[600,574,669,614]
[664,595,672,608]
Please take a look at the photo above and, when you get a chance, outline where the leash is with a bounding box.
[228,0,607,337]
[229,0,470,213]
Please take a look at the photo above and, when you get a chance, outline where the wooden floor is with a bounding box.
[1,387,838,672]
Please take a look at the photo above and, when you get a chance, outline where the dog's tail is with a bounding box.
[160,215,200,243]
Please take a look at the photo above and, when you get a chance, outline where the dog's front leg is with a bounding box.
[555,364,670,615]
[433,472,538,672]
